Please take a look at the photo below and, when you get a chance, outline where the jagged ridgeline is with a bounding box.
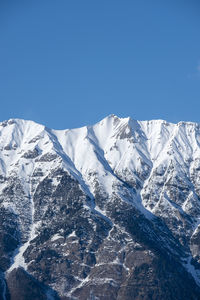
[0,115,200,299]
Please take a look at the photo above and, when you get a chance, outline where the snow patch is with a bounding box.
[51,234,63,241]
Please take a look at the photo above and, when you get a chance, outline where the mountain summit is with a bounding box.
[0,116,200,299]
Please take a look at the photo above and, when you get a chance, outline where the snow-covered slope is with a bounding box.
[1,115,200,299]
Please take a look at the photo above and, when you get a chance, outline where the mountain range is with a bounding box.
[0,115,200,299]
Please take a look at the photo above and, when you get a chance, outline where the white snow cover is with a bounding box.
[1,115,200,217]
[1,115,200,214]
[0,116,199,186]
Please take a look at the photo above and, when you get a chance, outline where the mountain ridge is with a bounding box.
[0,115,200,299]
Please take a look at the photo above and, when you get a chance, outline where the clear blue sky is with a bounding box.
[0,0,200,129]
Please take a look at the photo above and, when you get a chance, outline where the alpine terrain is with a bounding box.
[1,115,200,300]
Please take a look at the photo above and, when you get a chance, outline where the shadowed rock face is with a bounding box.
[6,268,47,300]
[1,117,200,299]
[0,171,199,300]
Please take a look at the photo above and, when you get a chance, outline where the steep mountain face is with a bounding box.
[0,115,200,299]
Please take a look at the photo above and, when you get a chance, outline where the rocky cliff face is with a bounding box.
[0,115,200,299]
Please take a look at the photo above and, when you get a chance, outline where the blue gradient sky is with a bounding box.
[0,0,200,129]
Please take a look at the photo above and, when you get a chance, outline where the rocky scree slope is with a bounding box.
[0,115,200,299]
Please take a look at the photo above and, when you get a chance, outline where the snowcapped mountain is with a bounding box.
[1,115,200,299]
